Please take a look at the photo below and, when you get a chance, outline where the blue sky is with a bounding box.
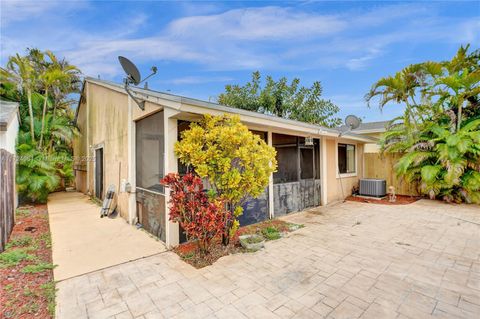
[1,1,479,122]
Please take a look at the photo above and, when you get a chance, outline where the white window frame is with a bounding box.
[335,140,357,178]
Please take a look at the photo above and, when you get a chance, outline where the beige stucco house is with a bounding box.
[73,78,377,247]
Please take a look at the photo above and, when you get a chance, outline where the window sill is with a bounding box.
[336,173,357,179]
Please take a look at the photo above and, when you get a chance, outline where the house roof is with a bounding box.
[0,100,20,131]
[339,120,390,134]
[77,77,377,143]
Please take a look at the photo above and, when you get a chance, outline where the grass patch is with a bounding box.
[15,208,30,218]
[4,283,14,291]
[21,262,56,274]
[0,249,36,268]
[21,301,40,314]
[38,233,52,248]
[262,226,281,240]
[23,286,39,297]
[5,236,33,249]
[181,251,195,260]
[41,281,56,317]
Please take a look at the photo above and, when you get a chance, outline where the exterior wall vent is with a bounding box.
[359,178,386,197]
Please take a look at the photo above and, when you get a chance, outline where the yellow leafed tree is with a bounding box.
[175,114,277,243]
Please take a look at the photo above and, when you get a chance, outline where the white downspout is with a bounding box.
[267,130,274,218]
[127,95,136,224]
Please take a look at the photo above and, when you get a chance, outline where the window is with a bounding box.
[314,139,320,179]
[177,120,192,176]
[136,111,164,192]
[338,143,355,174]
[273,133,298,183]
[300,148,314,179]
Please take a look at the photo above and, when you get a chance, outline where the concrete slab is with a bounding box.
[56,199,480,319]
[48,191,166,281]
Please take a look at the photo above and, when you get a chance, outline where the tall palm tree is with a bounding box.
[2,54,37,142]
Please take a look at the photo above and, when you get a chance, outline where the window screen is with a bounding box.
[177,121,191,176]
[273,133,298,184]
[338,143,355,174]
[314,139,320,179]
[274,147,298,183]
[136,111,164,192]
[300,148,314,179]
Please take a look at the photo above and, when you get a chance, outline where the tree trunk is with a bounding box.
[27,88,35,143]
[457,97,463,132]
[39,87,48,148]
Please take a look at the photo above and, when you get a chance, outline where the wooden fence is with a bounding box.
[364,153,419,196]
[0,149,15,253]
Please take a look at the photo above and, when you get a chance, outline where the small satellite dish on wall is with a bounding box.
[118,56,157,110]
[345,115,361,130]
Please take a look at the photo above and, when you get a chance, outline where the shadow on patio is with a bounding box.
[48,191,166,281]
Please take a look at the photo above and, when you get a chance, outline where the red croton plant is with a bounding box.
[161,173,231,254]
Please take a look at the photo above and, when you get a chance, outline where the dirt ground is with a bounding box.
[0,205,55,319]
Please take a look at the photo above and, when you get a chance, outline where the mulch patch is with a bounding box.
[346,194,421,205]
[173,219,301,269]
[173,240,241,269]
[0,205,55,319]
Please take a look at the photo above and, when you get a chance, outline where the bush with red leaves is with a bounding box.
[161,173,230,254]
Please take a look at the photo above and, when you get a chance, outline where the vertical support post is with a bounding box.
[320,136,328,206]
[127,96,136,224]
[164,108,179,248]
[268,130,274,219]
[86,82,90,194]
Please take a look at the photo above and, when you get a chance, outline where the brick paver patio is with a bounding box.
[56,200,480,319]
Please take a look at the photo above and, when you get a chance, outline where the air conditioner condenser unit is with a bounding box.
[359,178,387,197]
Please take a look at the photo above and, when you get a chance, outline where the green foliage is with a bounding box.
[1,48,81,203]
[21,262,56,273]
[41,281,56,317]
[368,45,480,203]
[5,236,33,249]
[218,71,342,127]
[175,114,277,241]
[16,208,30,218]
[0,249,36,268]
[261,227,281,240]
[39,232,52,248]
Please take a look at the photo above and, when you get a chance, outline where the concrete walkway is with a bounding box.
[56,200,480,319]
[48,192,166,281]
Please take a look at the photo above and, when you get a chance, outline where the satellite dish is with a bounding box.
[117,56,157,110]
[118,56,141,85]
[345,115,361,130]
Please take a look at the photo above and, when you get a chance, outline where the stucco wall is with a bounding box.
[73,83,130,219]
[326,138,364,203]
[0,115,19,155]
[0,116,19,208]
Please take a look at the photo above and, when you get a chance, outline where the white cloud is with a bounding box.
[162,76,234,85]
[0,0,88,27]
[346,47,383,71]
[1,2,477,78]
[167,7,346,40]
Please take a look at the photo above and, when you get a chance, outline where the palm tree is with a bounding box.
[1,54,37,142]
[370,45,480,204]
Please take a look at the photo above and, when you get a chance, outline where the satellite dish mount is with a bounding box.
[118,56,157,110]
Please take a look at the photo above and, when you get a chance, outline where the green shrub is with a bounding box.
[21,262,56,273]
[6,236,33,249]
[41,281,57,317]
[262,227,281,240]
[0,249,36,268]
